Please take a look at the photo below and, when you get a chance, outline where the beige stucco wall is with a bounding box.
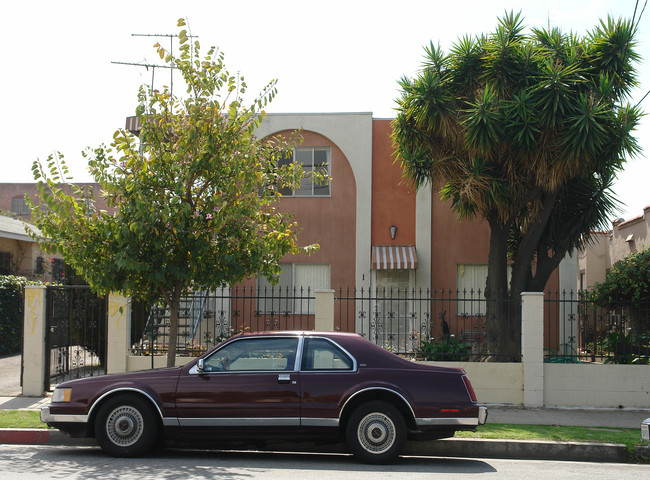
[545,364,650,408]
[579,206,650,287]
[420,361,524,405]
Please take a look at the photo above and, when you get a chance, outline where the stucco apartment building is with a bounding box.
[252,113,573,297]
[1,113,575,294]
[578,206,650,290]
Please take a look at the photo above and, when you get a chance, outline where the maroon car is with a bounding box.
[41,331,487,463]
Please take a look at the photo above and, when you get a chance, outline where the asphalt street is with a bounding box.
[0,445,648,480]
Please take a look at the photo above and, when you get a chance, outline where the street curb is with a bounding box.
[0,429,628,463]
[0,429,97,447]
[404,437,628,463]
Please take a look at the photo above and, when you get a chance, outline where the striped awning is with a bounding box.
[371,245,418,270]
[125,116,140,134]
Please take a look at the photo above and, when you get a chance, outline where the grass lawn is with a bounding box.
[0,410,50,429]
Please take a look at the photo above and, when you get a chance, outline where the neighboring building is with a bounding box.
[0,183,112,223]
[578,206,650,289]
[0,214,63,281]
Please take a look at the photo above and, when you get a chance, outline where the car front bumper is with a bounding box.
[40,406,88,424]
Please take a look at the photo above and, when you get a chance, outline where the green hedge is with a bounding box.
[0,276,48,356]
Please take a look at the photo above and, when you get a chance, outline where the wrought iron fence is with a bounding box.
[45,286,107,388]
[335,287,521,361]
[545,290,650,364]
[130,286,314,357]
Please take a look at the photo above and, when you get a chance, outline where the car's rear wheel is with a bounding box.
[94,394,160,457]
[345,400,407,464]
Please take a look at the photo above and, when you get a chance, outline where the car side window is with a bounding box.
[203,337,298,372]
[301,338,354,371]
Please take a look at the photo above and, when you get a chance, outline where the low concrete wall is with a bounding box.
[420,361,524,405]
[545,364,650,408]
[127,356,194,371]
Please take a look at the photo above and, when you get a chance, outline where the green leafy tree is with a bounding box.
[393,12,642,358]
[28,19,316,367]
[591,248,650,335]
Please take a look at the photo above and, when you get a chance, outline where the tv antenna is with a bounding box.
[111,32,199,97]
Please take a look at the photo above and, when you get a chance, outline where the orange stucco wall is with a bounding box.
[429,194,559,291]
[271,130,357,289]
[371,120,416,245]
[430,195,491,289]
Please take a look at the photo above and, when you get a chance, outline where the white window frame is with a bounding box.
[258,263,330,314]
[11,196,30,215]
[456,264,511,316]
[280,147,331,197]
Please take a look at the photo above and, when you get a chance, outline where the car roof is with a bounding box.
[231,331,361,339]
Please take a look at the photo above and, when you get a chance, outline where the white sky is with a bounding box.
[2,0,648,220]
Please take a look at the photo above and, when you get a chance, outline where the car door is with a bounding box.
[298,337,358,424]
[174,336,301,427]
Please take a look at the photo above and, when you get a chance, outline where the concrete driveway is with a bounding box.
[0,355,22,396]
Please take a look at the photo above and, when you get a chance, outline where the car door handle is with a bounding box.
[277,374,291,384]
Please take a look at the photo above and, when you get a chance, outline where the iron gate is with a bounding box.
[45,286,107,391]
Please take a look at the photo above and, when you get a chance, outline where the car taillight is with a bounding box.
[462,375,478,403]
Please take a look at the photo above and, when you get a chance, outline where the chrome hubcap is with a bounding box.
[106,406,144,447]
[357,412,396,454]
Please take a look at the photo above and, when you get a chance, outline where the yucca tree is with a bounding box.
[393,12,642,358]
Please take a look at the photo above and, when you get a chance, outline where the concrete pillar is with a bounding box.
[314,289,335,331]
[415,183,432,289]
[107,294,130,374]
[22,286,47,396]
[521,292,545,407]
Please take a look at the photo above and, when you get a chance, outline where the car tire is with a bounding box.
[345,400,407,464]
[94,394,160,457]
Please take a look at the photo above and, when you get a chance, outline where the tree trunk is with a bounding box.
[484,213,510,359]
[166,285,183,368]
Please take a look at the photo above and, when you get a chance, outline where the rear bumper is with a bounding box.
[478,406,488,425]
[415,405,488,427]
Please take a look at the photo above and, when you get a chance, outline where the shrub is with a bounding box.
[0,276,48,356]
[590,248,650,336]
[418,335,471,361]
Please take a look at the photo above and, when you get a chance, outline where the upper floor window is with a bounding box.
[11,196,30,216]
[280,147,330,197]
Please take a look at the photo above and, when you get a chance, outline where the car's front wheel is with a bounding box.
[94,394,160,457]
[345,400,407,464]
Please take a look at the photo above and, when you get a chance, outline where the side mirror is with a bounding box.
[197,358,205,374]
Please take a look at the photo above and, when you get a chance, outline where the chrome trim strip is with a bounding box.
[40,407,88,424]
[301,418,339,427]
[163,417,180,427]
[416,417,479,426]
[341,387,415,421]
[178,417,301,427]
[88,387,165,422]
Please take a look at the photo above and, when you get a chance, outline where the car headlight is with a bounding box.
[52,387,72,403]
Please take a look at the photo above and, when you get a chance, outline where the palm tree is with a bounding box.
[393,12,642,358]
